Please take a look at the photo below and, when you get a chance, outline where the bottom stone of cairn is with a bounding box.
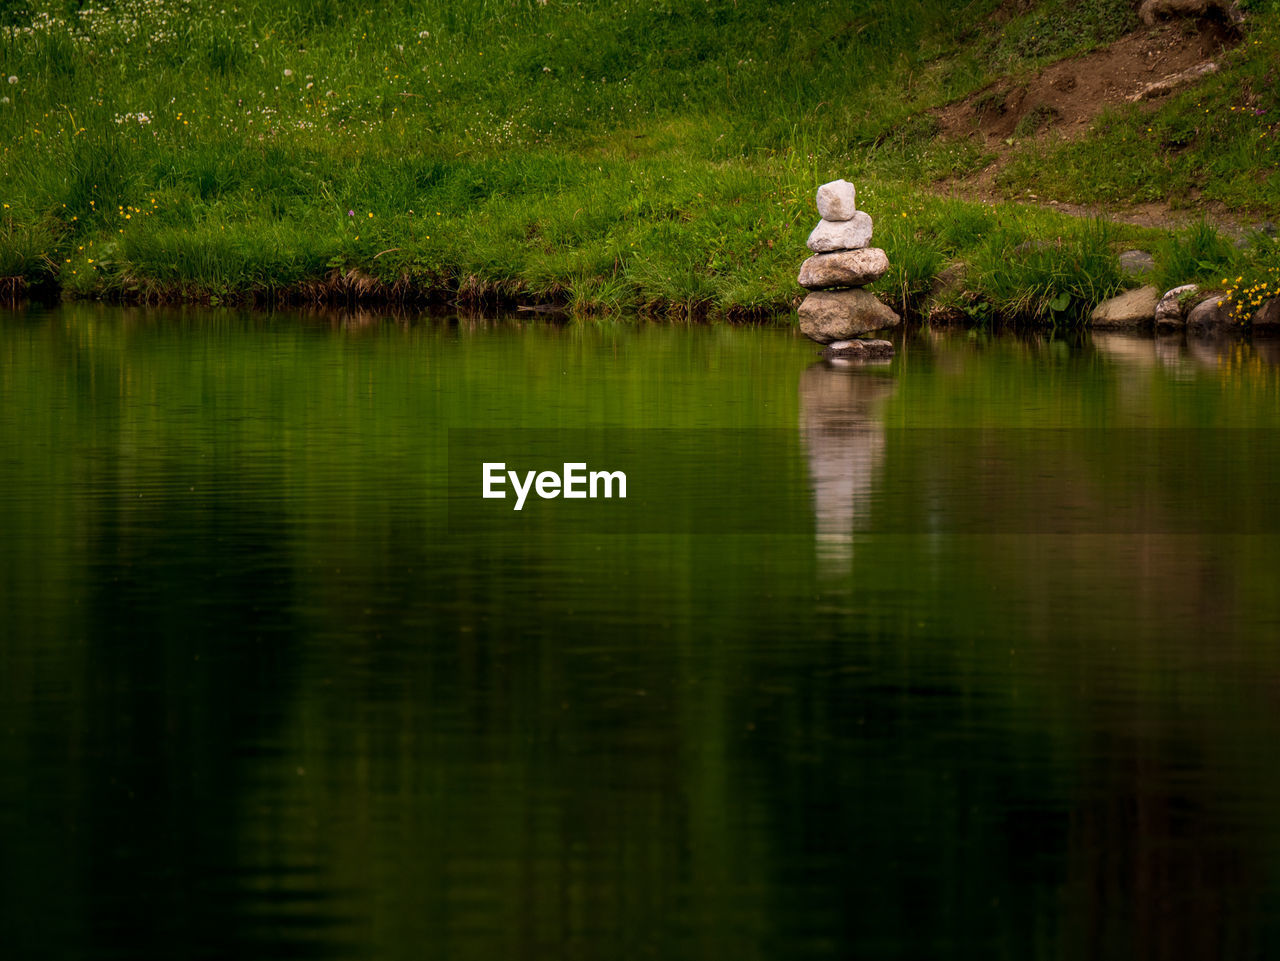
[798,288,901,344]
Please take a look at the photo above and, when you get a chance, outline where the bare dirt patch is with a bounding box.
[935,21,1235,146]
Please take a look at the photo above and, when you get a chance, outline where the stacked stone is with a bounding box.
[797,180,900,359]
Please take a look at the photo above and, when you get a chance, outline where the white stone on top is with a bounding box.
[816,179,857,221]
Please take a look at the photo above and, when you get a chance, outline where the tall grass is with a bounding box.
[1154,220,1238,291]
[969,218,1124,322]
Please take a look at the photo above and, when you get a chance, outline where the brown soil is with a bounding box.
[932,19,1243,228]
[936,21,1235,146]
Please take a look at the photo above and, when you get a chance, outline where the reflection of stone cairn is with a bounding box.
[797,180,900,359]
[799,361,896,571]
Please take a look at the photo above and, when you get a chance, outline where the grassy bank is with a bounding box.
[1,0,1278,322]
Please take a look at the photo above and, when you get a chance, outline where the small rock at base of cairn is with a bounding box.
[797,179,900,355]
[822,338,895,361]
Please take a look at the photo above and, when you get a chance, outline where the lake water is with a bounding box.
[3,304,1280,960]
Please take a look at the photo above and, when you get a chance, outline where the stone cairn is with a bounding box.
[797,179,900,359]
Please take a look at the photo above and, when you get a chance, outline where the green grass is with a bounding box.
[0,0,1278,322]
[968,217,1125,323]
[983,0,1138,66]
[1153,219,1238,290]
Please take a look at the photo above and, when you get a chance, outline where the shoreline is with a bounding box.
[4,278,1276,337]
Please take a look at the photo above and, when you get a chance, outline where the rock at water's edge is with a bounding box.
[1186,291,1235,331]
[1252,297,1280,331]
[815,180,857,222]
[1090,286,1161,327]
[798,288,900,343]
[821,338,895,360]
[807,211,873,254]
[798,247,889,290]
[1155,284,1199,329]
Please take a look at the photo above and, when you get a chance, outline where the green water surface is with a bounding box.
[2,305,1279,960]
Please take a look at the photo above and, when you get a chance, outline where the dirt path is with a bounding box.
[931,185,1265,240]
[1022,198,1263,239]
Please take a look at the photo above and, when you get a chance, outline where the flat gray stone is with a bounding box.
[798,288,900,343]
[1128,62,1218,103]
[930,262,967,298]
[1119,250,1155,278]
[1154,284,1199,329]
[807,211,873,253]
[1090,286,1161,327]
[815,179,857,222]
[821,338,894,361]
[797,248,889,290]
